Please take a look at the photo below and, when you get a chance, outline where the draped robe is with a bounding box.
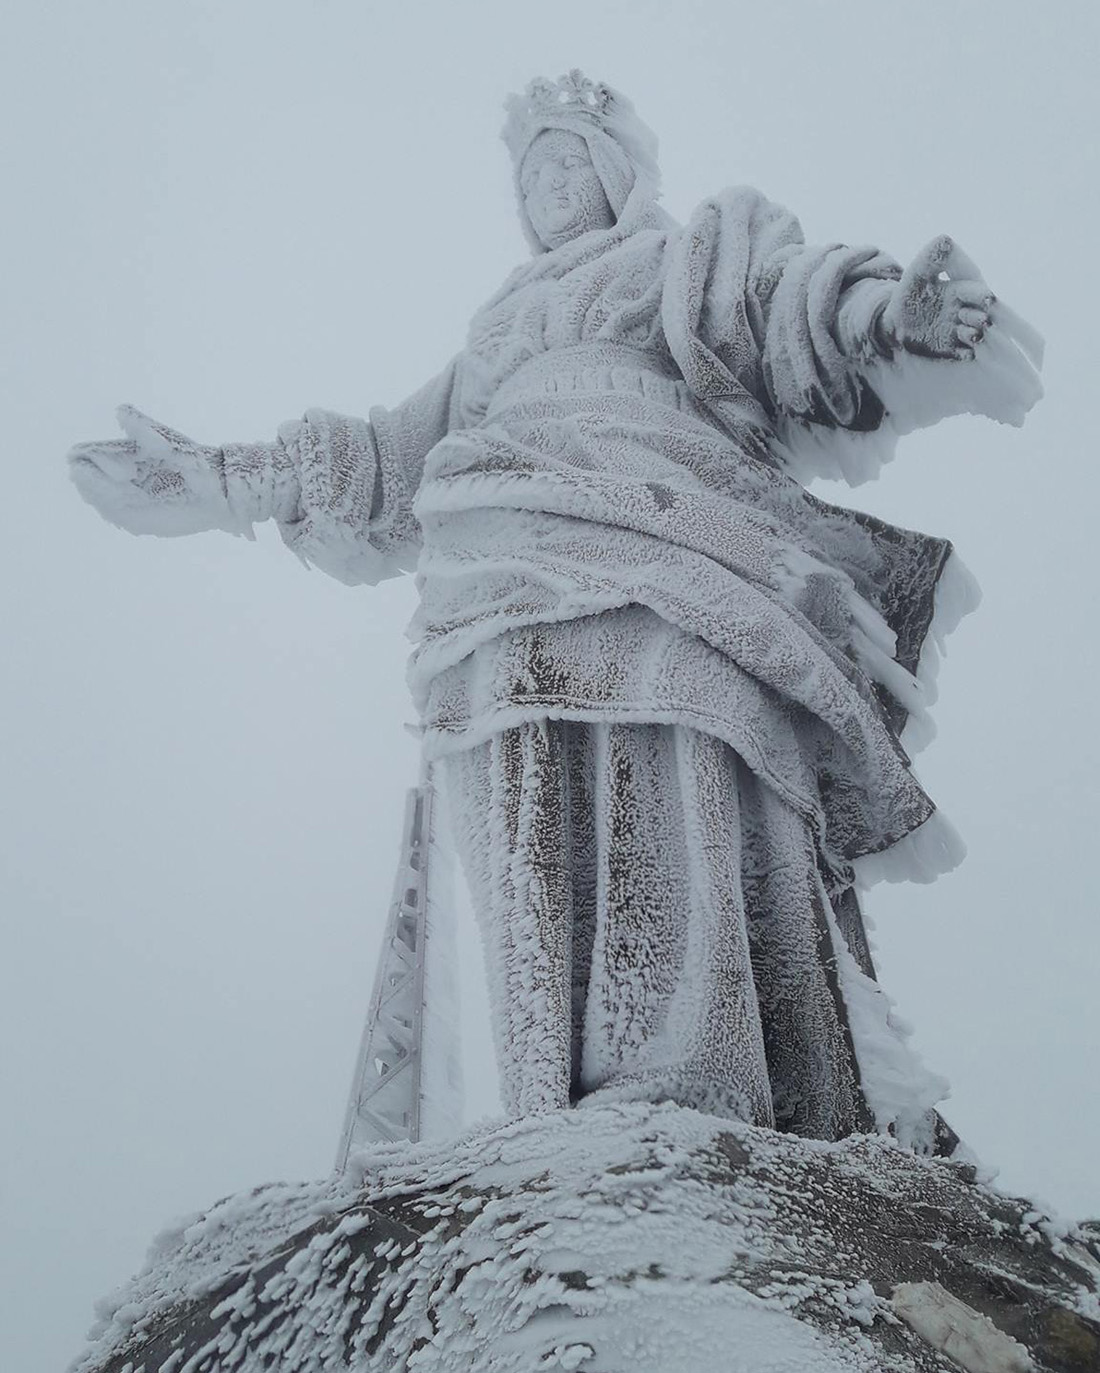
[273,186,1035,1151]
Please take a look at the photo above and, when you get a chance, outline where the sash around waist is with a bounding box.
[486,342,702,418]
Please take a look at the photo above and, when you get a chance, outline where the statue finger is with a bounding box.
[912,235,956,278]
[68,438,140,480]
[897,236,955,300]
[956,324,983,346]
[69,437,134,461]
[937,240,984,283]
[116,404,164,451]
[958,306,990,329]
[116,404,190,457]
[68,452,129,508]
[68,453,103,484]
[949,282,995,312]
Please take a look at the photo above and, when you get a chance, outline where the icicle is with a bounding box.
[853,810,966,889]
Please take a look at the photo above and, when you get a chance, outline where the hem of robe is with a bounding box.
[813,863,950,1149]
[830,547,980,756]
[415,544,979,887]
[410,553,933,845]
[848,547,977,884]
[900,549,982,755]
[422,695,961,886]
[850,809,965,889]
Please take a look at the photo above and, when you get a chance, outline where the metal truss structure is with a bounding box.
[335,785,434,1168]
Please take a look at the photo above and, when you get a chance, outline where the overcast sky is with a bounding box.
[2,3,1098,1370]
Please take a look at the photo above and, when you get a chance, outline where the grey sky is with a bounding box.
[2,3,1097,1370]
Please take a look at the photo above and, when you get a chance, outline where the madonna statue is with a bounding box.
[69,71,1042,1154]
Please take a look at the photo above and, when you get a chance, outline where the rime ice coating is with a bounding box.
[262,181,1035,1142]
[69,106,1042,1149]
[71,1103,1096,1373]
[501,69,664,254]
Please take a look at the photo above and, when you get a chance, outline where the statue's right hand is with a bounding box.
[68,405,240,537]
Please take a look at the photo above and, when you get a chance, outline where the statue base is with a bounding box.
[74,1103,1099,1372]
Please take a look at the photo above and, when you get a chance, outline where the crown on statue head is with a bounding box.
[526,69,612,119]
[502,69,616,161]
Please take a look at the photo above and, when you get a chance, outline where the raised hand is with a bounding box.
[68,406,239,537]
[883,235,995,361]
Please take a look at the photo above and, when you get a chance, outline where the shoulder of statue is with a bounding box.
[684,185,799,234]
[672,188,806,293]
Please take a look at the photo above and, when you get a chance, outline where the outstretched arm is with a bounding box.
[69,357,463,585]
[829,234,1044,479]
[756,221,1043,483]
[838,234,1043,371]
[664,187,1042,489]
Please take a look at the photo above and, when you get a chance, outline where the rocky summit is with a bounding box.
[73,1104,1099,1372]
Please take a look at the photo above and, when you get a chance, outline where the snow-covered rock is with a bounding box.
[72,1104,1099,1372]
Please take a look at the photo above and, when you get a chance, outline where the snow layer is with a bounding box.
[72,1103,1098,1373]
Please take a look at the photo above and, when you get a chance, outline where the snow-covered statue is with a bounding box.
[69,72,1042,1155]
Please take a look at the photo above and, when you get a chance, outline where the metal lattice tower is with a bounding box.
[335,785,435,1168]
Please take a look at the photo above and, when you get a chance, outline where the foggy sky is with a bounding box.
[2,3,1097,1370]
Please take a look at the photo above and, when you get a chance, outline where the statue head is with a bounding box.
[519,129,615,250]
[503,70,662,253]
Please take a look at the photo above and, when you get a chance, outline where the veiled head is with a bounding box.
[519,129,615,249]
[503,70,663,254]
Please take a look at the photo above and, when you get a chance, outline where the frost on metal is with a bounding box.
[74,1103,1099,1373]
[336,785,463,1162]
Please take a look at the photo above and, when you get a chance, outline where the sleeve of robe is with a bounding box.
[663,186,1042,487]
[662,189,987,767]
[271,357,463,586]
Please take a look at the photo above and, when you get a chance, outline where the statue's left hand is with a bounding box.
[882,235,994,361]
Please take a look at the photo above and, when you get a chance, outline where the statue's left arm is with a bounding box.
[663,188,1043,486]
[761,216,1044,486]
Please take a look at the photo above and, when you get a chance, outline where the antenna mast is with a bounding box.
[335,784,437,1168]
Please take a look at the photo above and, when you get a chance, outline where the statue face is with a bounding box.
[520,129,615,248]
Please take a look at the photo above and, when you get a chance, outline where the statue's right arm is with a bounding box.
[68,358,463,587]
